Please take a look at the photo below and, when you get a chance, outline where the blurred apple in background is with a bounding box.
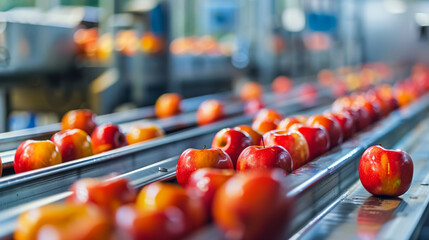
[244,99,264,115]
[126,124,165,145]
[155,93,182,118]
[240,81,264,102]
[272,76,293,94]
[307,115,343,148]
[196,99,224,126]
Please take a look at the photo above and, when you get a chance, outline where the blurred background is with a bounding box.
[0,0,427,132]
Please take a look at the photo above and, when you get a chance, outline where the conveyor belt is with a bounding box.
[0,91,333,210]
[291,103,429,240]
[0,94,427,240]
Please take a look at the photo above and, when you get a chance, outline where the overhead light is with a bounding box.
[416,13,429,26]
[383,0,406,14]
[282,8,305,32]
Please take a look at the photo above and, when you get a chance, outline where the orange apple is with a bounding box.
[272,76,293,93]
[155,93,182,118]
[126,124,165,145]
[15,204,111,240]
[240,82,264,101]
[136,182,207,232]
[14,140,62,173]
[252,108,284,133]
[61,109,97,135]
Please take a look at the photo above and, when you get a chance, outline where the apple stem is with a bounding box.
[262,138,265,148]
[203,145,206,150]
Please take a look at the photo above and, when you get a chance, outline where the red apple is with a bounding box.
[213,169,292,240]
[236,145,292,173]
[116,204,187,240]
[263,130,309,170]
[294,126,330,160]
[186,168,235,217]
[51,129,93,162]
[307,115,343,148]
[14,140,62,173]
[176,147,234,187]
[61,109,97,135]
[352,106,371,130]
[67,177,136,214]
[234,125,262,145]
[196,99,224,126]
[359,145,413,196]
[91,124,127,154]
[272,76,293,93]
[353,95,382,123]
[325,111,355,140]
[211,128,253,168]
